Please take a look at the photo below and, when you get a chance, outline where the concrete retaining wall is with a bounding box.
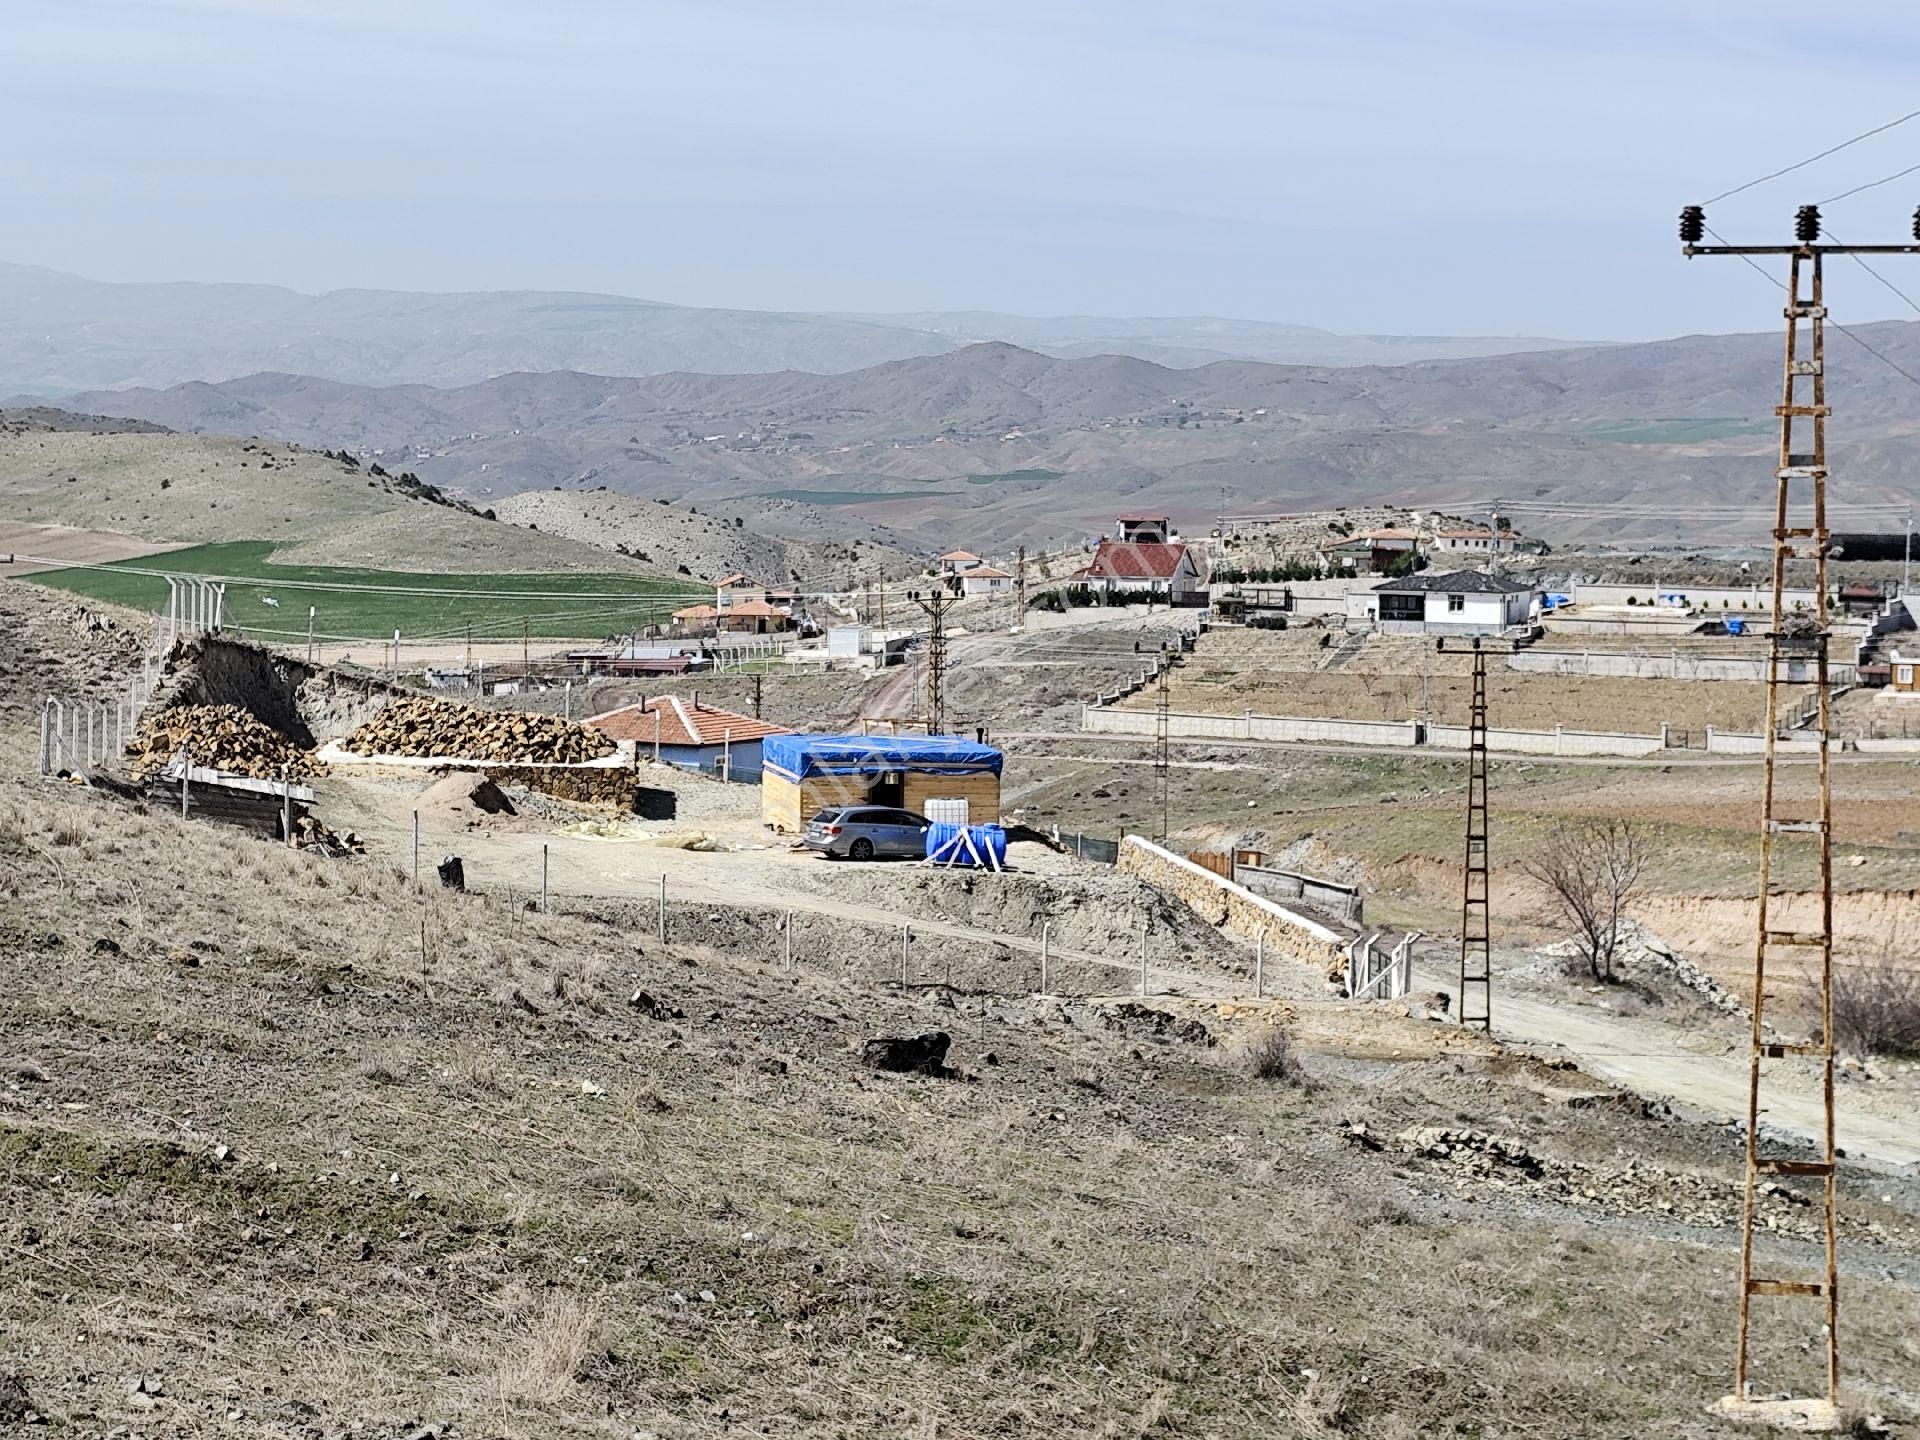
[1424,722,1667,757]
[1236,864,1363,922]
[1508,649,1859,684]
[1247,714,1418,746]
[1704,729,1823,755]
[1082,705,1661,756]
[1854,737,1920,754]
[1573,583,1820,610]
[1117,835,1344,979]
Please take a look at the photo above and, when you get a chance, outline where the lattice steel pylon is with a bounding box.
[1682,202,1919,1424]
[1457,639,1492,1030]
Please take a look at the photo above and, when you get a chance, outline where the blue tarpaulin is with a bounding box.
[762,734,1003,782]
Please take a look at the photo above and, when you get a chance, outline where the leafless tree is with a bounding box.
[1831,956,1920,1058]
[1521,818,1647,982]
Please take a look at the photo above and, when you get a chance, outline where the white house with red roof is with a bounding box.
[1072,514,1210,606]
[588,695,793,779]
[959,564,1014,596]
[936,549,984,576]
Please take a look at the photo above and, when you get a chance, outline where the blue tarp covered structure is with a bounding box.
[761,734,1003,782]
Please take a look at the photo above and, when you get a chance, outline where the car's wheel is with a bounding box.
[848,837,875,861]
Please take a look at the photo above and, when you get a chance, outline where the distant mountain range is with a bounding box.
[47,326,1920,548]
[0,261,1594,394]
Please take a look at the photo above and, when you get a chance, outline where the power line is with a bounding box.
[1702,105,1920,205]
[1702,222,1920,391]
[1819,160,1920,206]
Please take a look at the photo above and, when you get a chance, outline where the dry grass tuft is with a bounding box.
[1237,1025,1306,1085]
[494,1293,602,1406]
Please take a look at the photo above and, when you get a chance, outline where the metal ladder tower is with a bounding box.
[908,587,952,734]
[1457,638,1492,1029]
[1681,200,1919,1421]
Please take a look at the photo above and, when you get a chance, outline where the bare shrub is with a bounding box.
[357,1045,411,1086]
[495,1293,602,1405]
[49,820,87,849]
[1521,818,1646,981]
[1832,957,1920,1058]
[1238,1025,1304,1084]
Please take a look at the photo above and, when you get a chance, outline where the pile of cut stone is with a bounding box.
[126,705,324,781]
[1339,1120,1896,1245]
[343,696,615,765]
[1540,921,1743,1015]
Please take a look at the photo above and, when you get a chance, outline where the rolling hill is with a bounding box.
[0,261,1590,394]
[46,323,1920,547]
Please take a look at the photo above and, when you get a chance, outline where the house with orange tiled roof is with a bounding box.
[588,695,794,779]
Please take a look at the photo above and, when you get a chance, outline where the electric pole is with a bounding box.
[1457,638,1490,1031]
[1904,505,1912,594]
[1153,643,1173,843]
[1015,544,1028,624]
[1680,199,1919,1425]
[908,588,951,734]
[752,672,764,719]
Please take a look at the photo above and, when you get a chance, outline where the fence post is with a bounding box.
[412,809,421,889]
[658,873,667,943]
[784,910,794,970]
[541,844,549,914]
[180,749,191,819]
[1139,922,1148,997]
[900,926,910,986]
[1255,932,1264,999]
[1040,922,1050,994]
[283,765,293,847]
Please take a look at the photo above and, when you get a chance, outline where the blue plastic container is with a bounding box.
[924,821,1009,868]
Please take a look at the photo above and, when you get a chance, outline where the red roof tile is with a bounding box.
[588,697,794,747]
[1075,539,1187,580]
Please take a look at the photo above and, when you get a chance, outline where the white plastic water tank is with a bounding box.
[923,797,970,826]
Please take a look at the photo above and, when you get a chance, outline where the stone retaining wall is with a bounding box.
[1117,835,1344,981]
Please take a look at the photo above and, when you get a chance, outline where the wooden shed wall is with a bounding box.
[761,766,1001,832]
[903,770,1001,823]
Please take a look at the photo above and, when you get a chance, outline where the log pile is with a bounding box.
[344,696,615,765]
[127,705,324,780]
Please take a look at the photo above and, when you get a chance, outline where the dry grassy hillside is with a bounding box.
[0,417,657,575]
[493,489,918,585]
[1,579,1917,1435]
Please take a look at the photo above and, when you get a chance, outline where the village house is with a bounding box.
[1891,649,1918,694]
[672,600,793,635]
[936,549,983,577]
[1431,526,1517,557]
[1320,527,1420,574]
[1364,570,1536,636]
[959,564,1014,596]
[588,694,793,779]
[1072,514,1210,605]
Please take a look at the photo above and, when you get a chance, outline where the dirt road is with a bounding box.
[1411,965,1920,1168]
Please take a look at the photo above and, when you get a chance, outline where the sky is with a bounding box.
[4,0,1920,342]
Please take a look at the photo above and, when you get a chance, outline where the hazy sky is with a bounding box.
[5,0,1920,341]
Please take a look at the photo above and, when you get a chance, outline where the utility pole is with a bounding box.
[1153,644,1173,843]
[1904,505,1912,594]
[1457,638,1491,1030]
[522,617,530,681]
[1015,544,1028,624]
[752,671,764,719]
[1680,199,1919,1425]
[908,588,951,734]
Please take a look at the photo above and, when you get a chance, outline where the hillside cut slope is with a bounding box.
[492,489,919,584]
[0,411,658,574]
